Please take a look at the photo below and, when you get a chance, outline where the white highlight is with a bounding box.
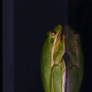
[62,68,66,92]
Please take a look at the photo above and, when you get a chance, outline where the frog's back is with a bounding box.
[40,37,53,92]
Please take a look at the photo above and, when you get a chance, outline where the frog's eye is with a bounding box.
[51,32,56,36]
[50,32,56,43]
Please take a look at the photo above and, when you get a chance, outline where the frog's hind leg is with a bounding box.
[50,59,66,92]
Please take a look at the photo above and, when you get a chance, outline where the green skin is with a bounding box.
[40,25,83,92]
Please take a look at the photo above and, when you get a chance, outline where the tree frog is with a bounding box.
[40,25,83,92]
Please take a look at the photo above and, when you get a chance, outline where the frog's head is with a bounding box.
[47,25,65,66]
[48,25,63,43]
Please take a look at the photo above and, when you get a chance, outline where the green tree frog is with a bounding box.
[40,25,83,92]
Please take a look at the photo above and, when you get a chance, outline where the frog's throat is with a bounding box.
[51,30,62,67]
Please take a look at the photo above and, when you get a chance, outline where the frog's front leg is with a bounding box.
[50,59,66,92]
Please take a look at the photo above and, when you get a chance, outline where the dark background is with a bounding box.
[3,0,92,92]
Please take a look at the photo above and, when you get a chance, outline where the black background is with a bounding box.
[4,0,92,92]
